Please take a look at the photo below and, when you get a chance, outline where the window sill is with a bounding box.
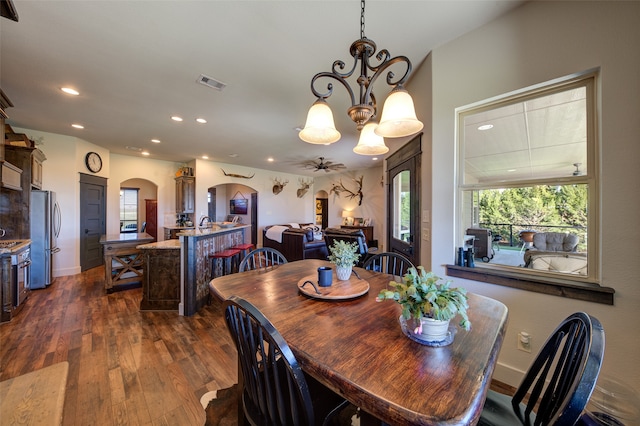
[445,264,614,305]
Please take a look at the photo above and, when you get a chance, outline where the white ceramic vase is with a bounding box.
[415,317,451,342]
[336,266,352,281]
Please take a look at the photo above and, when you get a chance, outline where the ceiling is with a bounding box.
[464,85,588,184]
[1,0,526,176]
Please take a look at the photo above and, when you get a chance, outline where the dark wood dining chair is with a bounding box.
[362,252,415,280]
[223,296,352,426]
[238,247,288,273]
[479,312,605,426]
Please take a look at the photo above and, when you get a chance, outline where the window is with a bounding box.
[120,188,139,232]
[454,71,601,292]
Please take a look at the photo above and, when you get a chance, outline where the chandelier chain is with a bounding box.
[360,0,366,39]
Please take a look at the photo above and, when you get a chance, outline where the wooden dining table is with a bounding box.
[209,259,508,426]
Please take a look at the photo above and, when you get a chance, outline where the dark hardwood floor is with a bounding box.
[0,267,237,425]
[1,266,514,425]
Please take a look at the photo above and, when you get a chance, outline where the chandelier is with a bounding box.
[299,0,423,155]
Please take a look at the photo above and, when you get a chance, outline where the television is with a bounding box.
[230,199,248,215]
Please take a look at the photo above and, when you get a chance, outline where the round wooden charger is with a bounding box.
[297,274,370,300]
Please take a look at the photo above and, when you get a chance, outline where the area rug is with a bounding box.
[202,384,360,425]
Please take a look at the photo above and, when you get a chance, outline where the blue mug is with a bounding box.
[318,267,333,287]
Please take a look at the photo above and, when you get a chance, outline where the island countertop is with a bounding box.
[99,232,153,244]
[137,240,180,250]
[177,223,250,237]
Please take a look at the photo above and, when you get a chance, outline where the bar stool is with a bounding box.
[209,248,242,279]
[232,243,255,263]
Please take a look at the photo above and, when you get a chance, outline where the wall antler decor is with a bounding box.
[297,178,313,198]
[272,177,289,195]
[330,175,364,206]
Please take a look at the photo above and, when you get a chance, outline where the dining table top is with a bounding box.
[209,259,508,426]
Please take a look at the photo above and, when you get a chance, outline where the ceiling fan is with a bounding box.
[303,157,346,173]
[573,162,583,176]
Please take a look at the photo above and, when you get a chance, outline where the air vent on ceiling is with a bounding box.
[197,74,226,91]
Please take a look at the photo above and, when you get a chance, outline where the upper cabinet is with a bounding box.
[31,148,46,189]
[175,176,195,214]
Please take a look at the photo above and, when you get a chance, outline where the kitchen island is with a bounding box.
[137,239,181,311]
[138,224,250,315]
[99,232,154,293]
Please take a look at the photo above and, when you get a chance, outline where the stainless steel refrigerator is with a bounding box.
[30,190,61,288]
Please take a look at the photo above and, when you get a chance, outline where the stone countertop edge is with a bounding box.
[177,224,250,237]
[137,240,181,250]
[0,239,32,255]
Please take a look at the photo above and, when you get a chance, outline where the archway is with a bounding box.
[120,178,158,240]
[314,190,329,229]
[208,183,258,245]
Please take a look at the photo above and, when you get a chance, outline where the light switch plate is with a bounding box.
[422,210,430,223]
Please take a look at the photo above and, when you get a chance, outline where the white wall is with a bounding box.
[415,1,640,389]
[314,166,385,247]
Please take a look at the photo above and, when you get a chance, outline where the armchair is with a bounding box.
[323,227,371,267]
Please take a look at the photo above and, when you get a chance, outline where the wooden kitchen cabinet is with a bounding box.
[175,176,195,214]
[139,243,180,311]
[31,148,46,189]
[1,254,12,323]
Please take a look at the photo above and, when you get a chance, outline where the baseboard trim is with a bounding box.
[492,361,526,388]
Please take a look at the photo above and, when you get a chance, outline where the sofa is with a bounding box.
[523,232,586,275]
[262,223,328,262]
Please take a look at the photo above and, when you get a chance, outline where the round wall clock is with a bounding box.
[85,151,102,173]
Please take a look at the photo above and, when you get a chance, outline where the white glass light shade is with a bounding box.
[299,99,341,144]
[375,87,424,138]
[353,122,389,155]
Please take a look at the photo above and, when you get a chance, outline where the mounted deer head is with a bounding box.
[297,178,313,198]
[272,177,289,195]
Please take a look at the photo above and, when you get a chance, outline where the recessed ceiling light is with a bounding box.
[126,146,142,152]
[478,124,493,131]
[151,139,161,143]
[141,151,150,156]
[372,157,378,161]
[229,153,238,158]
[196,118,207,124]
[507,169,516,172]
[267,157,274,162]
[71,123,84,129]
[61,87,79,96]
[202,155,209,160]
[171,116,183,122]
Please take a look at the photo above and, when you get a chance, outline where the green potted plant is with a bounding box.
[376,266,471,342]
[327,240,361,280]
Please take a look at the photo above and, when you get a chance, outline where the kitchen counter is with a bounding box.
[178,223,250,236]
[137,240,180,250]
[0,239,32,255]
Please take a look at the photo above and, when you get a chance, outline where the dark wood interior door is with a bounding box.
[80,173,106,271]
[387,134,421,267]
[145,199,157,240]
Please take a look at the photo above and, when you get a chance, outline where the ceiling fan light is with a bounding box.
[299,99,341,144]
[354,122,389,155]
[375,86,423,138]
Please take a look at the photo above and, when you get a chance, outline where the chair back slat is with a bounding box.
[224,296,315,426]
[510,312,604,426]
[239,247,288,272]
[363,252,415,280]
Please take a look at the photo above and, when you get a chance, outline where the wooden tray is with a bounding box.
[297,273,369,300]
